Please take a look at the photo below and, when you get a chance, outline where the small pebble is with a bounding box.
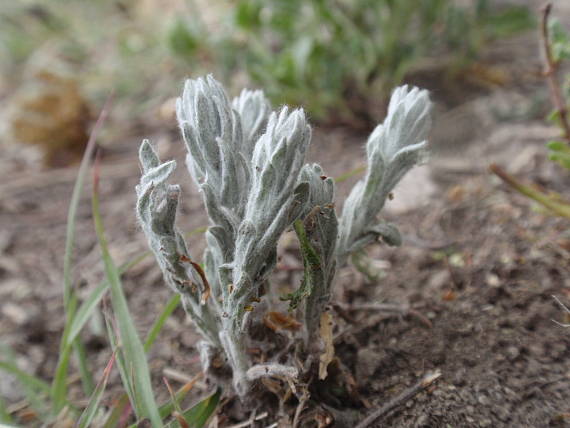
[2,303,28,325]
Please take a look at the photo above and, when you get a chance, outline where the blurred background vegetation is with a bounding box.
[1,0,534,165]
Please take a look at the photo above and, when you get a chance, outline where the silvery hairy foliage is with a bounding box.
[135,141,220,346]
[136,75,432,397]
[336,85,432,265]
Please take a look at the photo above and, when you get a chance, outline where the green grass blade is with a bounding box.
[76,353,116,428]
[0,394,13,424]
[51,292,79,411]
[63,96,112,310]
[158,374,203,420]
[54,252,148,412]
[67,282,109,347]
[102,394,130,428]
[334,164,366,184]
[120,294,188,427]
[102,291,183,425]
[52,347,73,412]
[128,374,203,427]
[53,96,112,413]
[0,360,51,421]
[67,252,149,346]
[187,226,208,237]
[0,361,51,394]
[163,378,183,414]
[73,338,95,396]
[143,294,181,353]
[103,311,137,414]
[165,388,221,428]
[92,157,162,427]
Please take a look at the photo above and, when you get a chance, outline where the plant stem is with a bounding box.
[489,163,570,218]
[335,164,366,183]
[540,3,570,142]
[355,370,441,428]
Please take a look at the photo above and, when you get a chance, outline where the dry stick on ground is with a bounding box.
[355,370,442,428]
[225,411,268,428]
[541,2,570,142]
[291,388,310,428]
[552,295,570,327]
[334,302,433,328]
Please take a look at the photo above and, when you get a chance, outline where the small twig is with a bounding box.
[246,363,298,382]
[331,302,357,323]
[355,370,442,428]
[292,388,310,428]
[275,263,304,272]
[552,295,570,327]
[225,410,269,428]
[405,235,458,251]
[338,302,433,328]
[540,2,570,141]
[6,399,30,414]
[162,368,208,390]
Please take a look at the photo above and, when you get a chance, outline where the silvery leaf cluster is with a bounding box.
[337,85,432,264]
[175,75,314,394]
[135,140,220,346]
[136,75,432,397]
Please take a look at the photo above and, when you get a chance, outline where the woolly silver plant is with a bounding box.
[136,75,432,397]
[337,86,432,264]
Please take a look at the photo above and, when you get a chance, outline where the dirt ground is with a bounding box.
[2,4,570,427]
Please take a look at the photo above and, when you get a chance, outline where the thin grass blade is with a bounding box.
[158,373,203,420]
[76,352,116,428]
[92,154,162,427]
[334,164,366,183]
[51,293,79,411]
[67,252,149,346]
[53,96,113,413]
[73,338,95,397]
[0,360,51,421]
[163,378,183,414]
[165,388,221,428]
[0,395,13,424]
[0,361,51,394]
[62,95,113,309]
[101,394,131,428]
[102,302,137,416]
[128,373,204,428]
[143,294,181,352]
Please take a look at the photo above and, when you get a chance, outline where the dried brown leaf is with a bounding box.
[263,311,302,332]
[318,311,335,380]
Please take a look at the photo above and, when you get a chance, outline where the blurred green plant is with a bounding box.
[168,0,533,122]
[491,3,570,219]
